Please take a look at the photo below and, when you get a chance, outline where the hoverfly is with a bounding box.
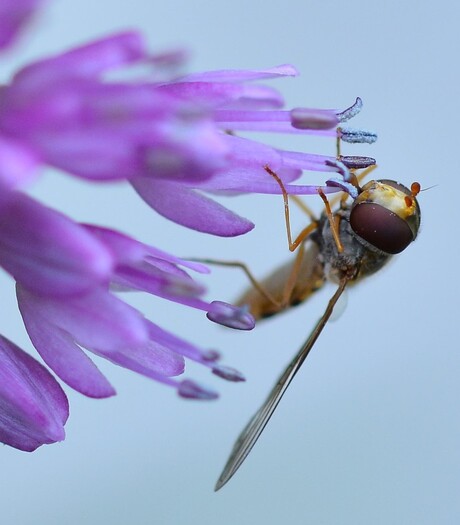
[213,160,421,491]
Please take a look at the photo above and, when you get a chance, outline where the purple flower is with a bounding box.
[84,225,254,331]
[11,221,251,399]
[0,28,374,237]
[0,16,252,431]
[0,0,43,51]
[0,0,376,453]
[0,334,68,451]
[131,69,376,236]
[14,283,242,401]
[0,192,114,297]
[0,32,229,183]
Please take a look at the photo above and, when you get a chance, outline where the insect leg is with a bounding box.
[188,258,281,308]
[279,239,307,308]
[262,165,324,308]
[264,165,319,252]
[318,188,344,253]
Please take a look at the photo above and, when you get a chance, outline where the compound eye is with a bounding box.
[350,202,415,254]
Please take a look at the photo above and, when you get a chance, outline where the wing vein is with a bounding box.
[214,278,349,491]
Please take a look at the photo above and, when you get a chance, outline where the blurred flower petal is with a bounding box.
[0,192,113,297]
[0,334,68,451]
[0,0,42,51]
[0,136,39,191]
[177,64,299,83]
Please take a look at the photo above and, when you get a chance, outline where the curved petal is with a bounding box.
[17,286,117,398]
[83,224,210,274]
[13,32,147,91]
[17,286,148,353]
[94,340,185,379]
[0,334,68,451]
[0,0,42,51]
[114,264,205,301]
[0,192,113,297]
[132,178,254,236]
[146,319,218,365]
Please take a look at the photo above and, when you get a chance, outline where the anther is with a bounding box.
[212,364,246,382]
[336,97,363,122]
[339,127,378,144]
[178,379,219,400]
[325,159,360,198]
[339,156,376,169]
[207,301,255,330]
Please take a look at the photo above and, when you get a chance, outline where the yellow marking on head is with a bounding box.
[357,180,419,221]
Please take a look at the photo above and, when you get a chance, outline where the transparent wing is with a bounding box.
[236,242,324,320]
[215,279,349,491]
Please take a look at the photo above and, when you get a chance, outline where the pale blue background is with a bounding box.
[1,1,458,524]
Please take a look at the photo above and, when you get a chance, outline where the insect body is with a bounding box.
[215,176,421,490]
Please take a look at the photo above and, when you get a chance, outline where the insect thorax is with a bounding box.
[311,206,392,284]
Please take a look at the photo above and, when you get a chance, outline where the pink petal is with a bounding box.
[177,64,299,83]
[0,0,42,51]
[33,131,144,181]
[159,82,284,109]
[13,32,147,91]
[192,167,301,192]
[83,224,210,274]
[17,286,149,353]
[0,334,68,451]
[17,290,115,398]
[0,193,113,296]
[0,135,40,190]
[132,178,254,236]
[94,340,185,379]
